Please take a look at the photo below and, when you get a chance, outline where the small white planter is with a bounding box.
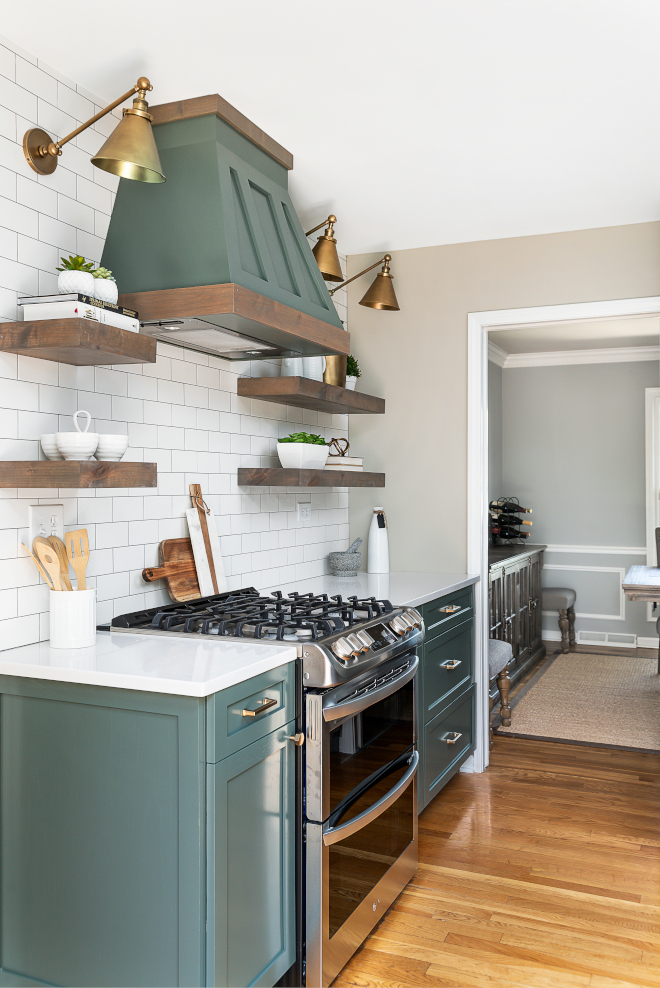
[277,442,329,470]
[58,270,94,295]
[92,278,118,304]
[345,375,358,391]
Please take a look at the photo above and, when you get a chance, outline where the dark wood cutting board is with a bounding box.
[142,538,201,602]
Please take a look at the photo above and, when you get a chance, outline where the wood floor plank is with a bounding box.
[332,737,660,988]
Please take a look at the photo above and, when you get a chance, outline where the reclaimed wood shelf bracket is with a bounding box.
[0,318,157,366]
[0,461,157,489]
[237,467,385,488]
[236,376,385,415]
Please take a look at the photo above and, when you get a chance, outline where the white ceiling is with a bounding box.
[492,316,660,354]
[5,0,660,254]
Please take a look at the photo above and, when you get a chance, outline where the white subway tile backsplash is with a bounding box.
[16,173,57,217]
[38,213,76,252]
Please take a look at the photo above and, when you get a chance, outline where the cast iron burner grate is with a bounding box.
[111,588,394,642]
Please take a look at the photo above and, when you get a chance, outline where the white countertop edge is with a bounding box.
[263,572,480,610]
[0,636,298,698]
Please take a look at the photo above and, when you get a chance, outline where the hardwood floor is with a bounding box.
[332,737,660,987]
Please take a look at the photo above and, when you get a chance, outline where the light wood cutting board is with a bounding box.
[142,538,201,602]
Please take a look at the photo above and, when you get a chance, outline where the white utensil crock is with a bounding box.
[49,587,96,648]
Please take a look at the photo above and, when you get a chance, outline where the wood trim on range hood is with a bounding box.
[119,283,350,358]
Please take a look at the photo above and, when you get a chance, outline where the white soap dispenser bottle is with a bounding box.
[367,507,389,574]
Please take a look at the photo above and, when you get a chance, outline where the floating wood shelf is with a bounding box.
[0,461,157,488]
[238,467,385,488]
[237,376,385,415]
[0,318,157,366]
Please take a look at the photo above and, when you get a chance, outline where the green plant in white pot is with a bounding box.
[91,266,118,305]
[56,255,94,296]
[346,355,361,391]
[277,432,329,470]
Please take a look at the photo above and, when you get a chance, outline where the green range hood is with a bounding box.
[102,94,348,360]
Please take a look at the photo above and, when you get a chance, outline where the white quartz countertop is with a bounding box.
[264,571,479,609]
[0,633,297,698]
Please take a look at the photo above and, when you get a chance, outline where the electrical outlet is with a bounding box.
[297,503,312,525]
[29,504,64,547]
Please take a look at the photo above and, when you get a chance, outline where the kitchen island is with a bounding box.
[0,635,298,988]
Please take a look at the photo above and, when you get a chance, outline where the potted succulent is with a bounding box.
[56,255,95,296]
[91,266,118,305]
[346,354,361,391]
[277,432,329,470]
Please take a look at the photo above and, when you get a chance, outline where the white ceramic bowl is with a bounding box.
[277,441,329,470]
[56,432,99,460]
[41,434,64,460]
[95,434,128,462]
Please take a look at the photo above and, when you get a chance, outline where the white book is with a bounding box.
[325,463,364,471]
[19,299,140,333]
[327,455,363,467]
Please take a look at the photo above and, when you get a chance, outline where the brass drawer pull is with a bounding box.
[287,733,305,746]
[441,659,462,670]
[242,697,278,717]
[440,604,461,614]
[442,732,463,745]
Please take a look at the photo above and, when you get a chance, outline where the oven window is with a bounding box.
[328,676,414,819]
[328,780,414,938]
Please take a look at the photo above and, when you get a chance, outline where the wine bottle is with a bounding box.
[498,527,530,539]
[489,500,532,514]
[498,515,532,527]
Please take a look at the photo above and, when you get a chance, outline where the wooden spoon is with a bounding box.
[46,535,73,591]
[65,528,89,591]
[21,543,54,589]
[33,541,62,590]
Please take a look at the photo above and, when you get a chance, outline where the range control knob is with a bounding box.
[332,638,353,661]
[346,634,365,656]
[389,616,408,636]
[399,613,416,630]
[408,607,423,626]
[356,630,374,649]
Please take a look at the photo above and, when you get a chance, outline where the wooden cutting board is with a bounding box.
[142,538,201,602]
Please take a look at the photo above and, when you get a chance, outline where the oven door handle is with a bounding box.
[322,654,419,722]
[322,749,418,846]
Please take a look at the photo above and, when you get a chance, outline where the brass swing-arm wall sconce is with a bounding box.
[305,214,344,282]
[23,76,166,184]
[329,254,399,311]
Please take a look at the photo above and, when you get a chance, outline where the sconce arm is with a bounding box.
[329,255,389,296]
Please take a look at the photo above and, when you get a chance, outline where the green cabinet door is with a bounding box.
[207,719,296,988]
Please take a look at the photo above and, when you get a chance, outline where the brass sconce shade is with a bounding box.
[329,254,400,311]
[23,77,165,184]
[305,215,344,282]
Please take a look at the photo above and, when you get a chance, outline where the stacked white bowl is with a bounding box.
[41,410,128,462]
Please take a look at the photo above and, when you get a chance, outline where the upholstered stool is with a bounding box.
[541,587,576,653]
[488,638,513,747]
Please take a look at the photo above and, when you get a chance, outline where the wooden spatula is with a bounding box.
[46,536,73,591]
[65,528,89,591]
[33,540,62,590]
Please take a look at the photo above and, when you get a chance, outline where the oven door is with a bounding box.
[305,653,419,988]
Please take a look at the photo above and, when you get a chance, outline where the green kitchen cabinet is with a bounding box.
[0,661,297,988]
[417,586,476,812]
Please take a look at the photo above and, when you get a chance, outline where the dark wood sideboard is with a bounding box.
[488,544,546,700]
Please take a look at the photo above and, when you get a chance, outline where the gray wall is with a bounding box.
[488,360,503,502]
[501,360,657,642]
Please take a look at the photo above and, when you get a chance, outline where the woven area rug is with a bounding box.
[495,651,660,751]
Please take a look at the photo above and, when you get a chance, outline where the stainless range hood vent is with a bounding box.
[101,95,349,360]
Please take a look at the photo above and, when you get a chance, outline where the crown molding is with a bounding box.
[503,344,659,368]
[487,340,507,367]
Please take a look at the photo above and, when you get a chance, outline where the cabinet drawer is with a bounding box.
[424,684,475,803]
[423,588,473,642]
[206,661,296,763]
[423,619,473,723]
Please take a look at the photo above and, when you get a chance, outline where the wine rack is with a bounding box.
[489,495,533,546]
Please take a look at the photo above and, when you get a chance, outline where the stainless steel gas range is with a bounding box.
[110,588,424,988]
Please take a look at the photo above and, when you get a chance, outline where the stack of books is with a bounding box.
[325,455,364,472]
[18,294,140,333]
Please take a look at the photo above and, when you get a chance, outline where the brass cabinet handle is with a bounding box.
[442,732,463,745]
[287,733,305,746]
[440,604,461,614]
[441,659,462,670]
[242,697,278,718]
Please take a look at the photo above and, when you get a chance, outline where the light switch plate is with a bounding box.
[297,503,312,525]
[29,504,64,547]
